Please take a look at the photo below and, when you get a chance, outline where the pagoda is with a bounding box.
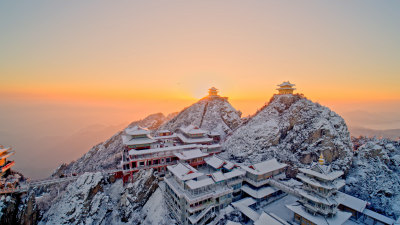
[0,145,15,178]
[277,81,296,94]
[208,87,219,97]
[286,159,351,225]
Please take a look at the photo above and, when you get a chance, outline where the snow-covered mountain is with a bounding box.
[223,94,353,171]
[40,170,159,225]
[346,137,400,218]
[53,113,171,175]
[159,96,242,137]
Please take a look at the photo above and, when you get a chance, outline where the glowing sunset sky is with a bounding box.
[1,1,399,103]
[1,1,400,178]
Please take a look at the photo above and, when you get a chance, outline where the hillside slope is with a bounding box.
[347,137,400,218]
[159,96,242,137]
[223,94,353,171]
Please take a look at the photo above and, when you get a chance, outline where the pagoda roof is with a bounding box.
[276,87,296,90]
[167,163,203,181]
[286,203,351,225]
[176,133,213,144]
[122,135,156,145]
[337,192,368,213]
[241,184,279,199]
[297,173,345,190]
[205,155,225,169]
[179,125,207,135]
[174,149,209,160]
[0,151,15,160]
[298,189,338,205]
[277,81,295,87]
[0,147,12,155]
[209,87,218,91]
[242,158,287,175]
[299,166,344,181]
[125,126,151,136]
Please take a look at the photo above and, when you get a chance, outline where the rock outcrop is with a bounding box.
[0,192,39,225]
[40,170,158,224]
[159,96,242,137]
[346,137,400,218]
[223,94,353,171]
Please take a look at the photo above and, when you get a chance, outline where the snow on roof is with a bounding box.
[225,221,241,225]
[286,203,352,225]
[211,171,226,182]
[125,126,150,135]
[232,197,260,221]
[241,184,279,199]
[224,169,245,179]
[298,168,343,181]
[205,155,225,169]
[336,192,368,213]
[179,125,207,135]
[254,212,290,225]
[0,147,11,155]
[211,169,245,182]
[277,81,295,87]
[242,158,287,175]
[186,177,214,189]
[0,151,15,160]
[362,209,395,224]
[176,133,213,144]
[297,173,345,190]
[167,163,203,181]
[224,161,235,170]
[174,149,209,160]
[122,135,157,145]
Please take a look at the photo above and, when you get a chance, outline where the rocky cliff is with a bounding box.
[0,192,39,225]
[223,94,353,171]
[40,170,158,224]
[346,137,400,218]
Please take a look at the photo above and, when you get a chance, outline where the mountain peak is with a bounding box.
[224,93,353,171]
[159,90,242,137]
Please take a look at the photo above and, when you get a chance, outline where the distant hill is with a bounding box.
[349,126,400,140]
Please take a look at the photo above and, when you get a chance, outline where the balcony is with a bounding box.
[299,199,338,216]
[188,200,214,213]
[164,176,233,204]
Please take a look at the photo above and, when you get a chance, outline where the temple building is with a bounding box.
[122,126,157,150]
[177,125,214,145]
[121,125,222,182]
[164,157,244,225]
[286,162,351,225]
[0,145,15,178]
[208,87,219,97]
[277,81,296,94]
[240,159,287,202]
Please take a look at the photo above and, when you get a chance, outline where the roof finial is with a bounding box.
[318,152,325,165]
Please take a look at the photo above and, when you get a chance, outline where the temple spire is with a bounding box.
[318,152,325,165]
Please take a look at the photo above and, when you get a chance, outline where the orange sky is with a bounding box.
[1,0,400,123]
